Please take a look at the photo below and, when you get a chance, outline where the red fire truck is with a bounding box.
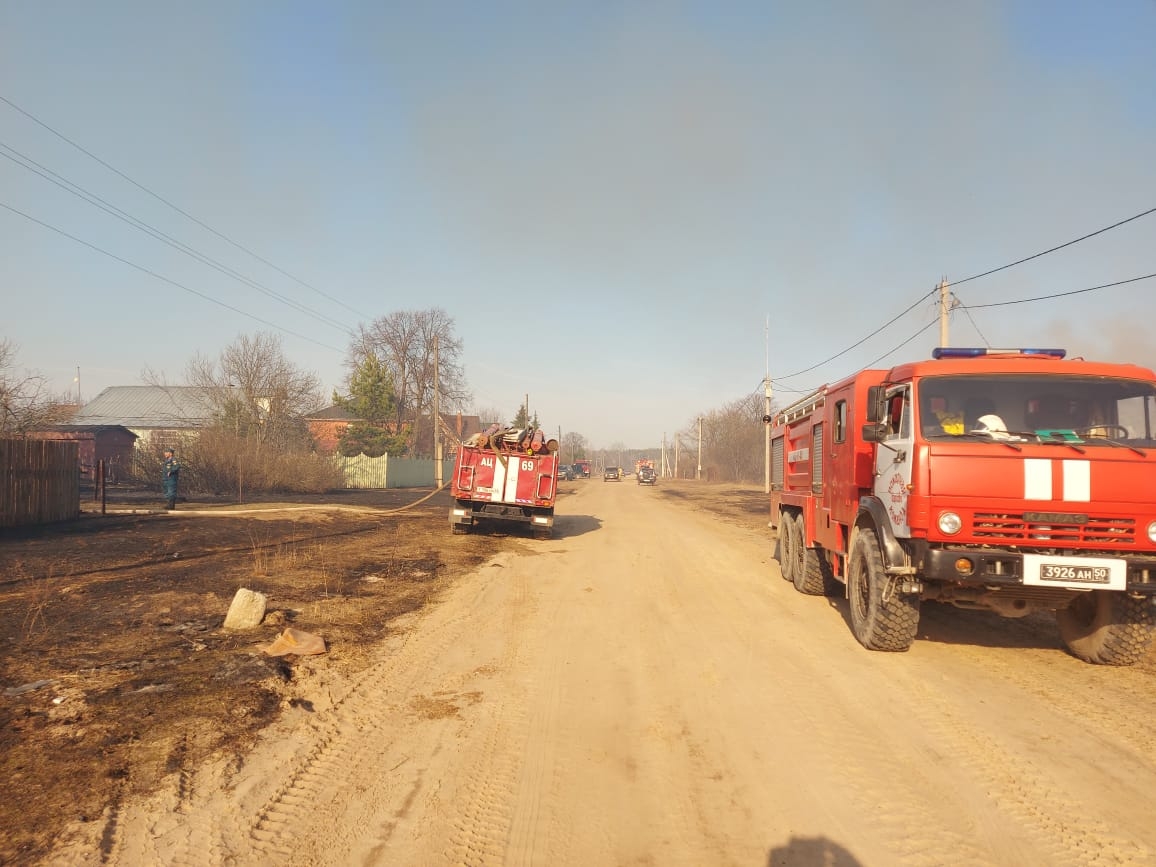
[769,347,1156,665]
[572,459,591,479]
[449,440,558,539]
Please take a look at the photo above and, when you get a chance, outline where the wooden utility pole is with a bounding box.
[697,417,703,481]
[938,278,952,347]
[764,315,772,494]
[433,335,442,487]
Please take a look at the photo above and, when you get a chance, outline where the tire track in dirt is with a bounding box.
[441,555,541,866]
[503,574,568,867]
[888,663,1156,866]
[748,542,1156,860]
[664,510,995,865]
[243,581,503,864]
[47,553,520,866]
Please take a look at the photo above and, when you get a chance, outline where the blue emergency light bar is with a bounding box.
[931,347,1066,360]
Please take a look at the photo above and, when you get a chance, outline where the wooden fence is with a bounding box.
[0,438,80,528]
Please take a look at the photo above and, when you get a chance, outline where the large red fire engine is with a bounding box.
[449,431,558,539]
[769,347,1156,665]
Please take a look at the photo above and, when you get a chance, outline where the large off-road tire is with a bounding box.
[778,511,798,583]
[798,543,837,596]
[847,530,920,652]
[787,514,809,591]
[787,514,822,595]
[1057,591,1156,666]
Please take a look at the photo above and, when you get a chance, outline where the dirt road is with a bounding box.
[46,479,1156,866]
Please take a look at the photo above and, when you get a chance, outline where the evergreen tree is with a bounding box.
[510,406,540,429]
[333,354,410,457]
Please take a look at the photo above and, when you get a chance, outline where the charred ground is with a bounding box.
[0,485,523,864]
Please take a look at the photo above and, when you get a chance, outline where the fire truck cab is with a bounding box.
[770,348,1156,665]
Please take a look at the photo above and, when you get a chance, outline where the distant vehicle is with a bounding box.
[603,466,621,482]
[558,464,573,481]
[573,459,591,478]
[637,466,656,485]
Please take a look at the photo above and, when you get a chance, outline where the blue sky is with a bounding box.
[2,2,1154,448]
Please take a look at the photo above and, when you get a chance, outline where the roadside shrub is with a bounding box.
[129,429,344,496]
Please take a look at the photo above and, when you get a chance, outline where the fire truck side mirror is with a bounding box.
[861,423,885,443]
[761,414,773,424]
[865,386,886,423]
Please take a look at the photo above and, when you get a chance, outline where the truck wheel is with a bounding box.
[533,528,552,540]
[778,511,798,583]
[789,514,823,595]
[451,524,470,535]
[797,543,835,596]
[1057,591,1155,665]
[847,530,920,652]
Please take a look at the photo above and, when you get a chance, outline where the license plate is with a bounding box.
[1041,564,1109,583]
[1023,554,1126,591]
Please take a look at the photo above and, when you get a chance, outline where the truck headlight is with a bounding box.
[1148,521,1156,544]
[938,511,963,535]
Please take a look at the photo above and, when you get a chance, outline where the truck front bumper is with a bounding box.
[921,548,1156,595]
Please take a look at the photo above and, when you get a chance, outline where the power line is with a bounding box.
[772,288,937,381]
[949,207,1156,288]
[0,142,356,335]
[0,199,344,352]
[957,301,991,347]
[861,319,939,369]
[802,273,1155,394]
[769,206,1155,386]
[0,92,371,320]
[959,272,1156,309]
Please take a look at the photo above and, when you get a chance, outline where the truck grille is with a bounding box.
[972,513,1136,545]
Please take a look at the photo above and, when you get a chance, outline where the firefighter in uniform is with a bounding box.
[162,448,181,510]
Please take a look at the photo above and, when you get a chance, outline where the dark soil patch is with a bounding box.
[0,485,516,865]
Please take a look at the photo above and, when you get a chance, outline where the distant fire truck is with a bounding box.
[769,347,1156,665]
[572,459,592,479]
[450,430,559,539]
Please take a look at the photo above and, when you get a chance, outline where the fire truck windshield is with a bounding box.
[917,375,1156,444]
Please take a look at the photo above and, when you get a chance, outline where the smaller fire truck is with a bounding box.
[769,347,1156,665]
[449,436,558,539]
[572,459,592,479]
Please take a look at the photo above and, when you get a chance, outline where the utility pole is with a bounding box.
[764,375,773,494]
[764,314,772,494]
[938,277,952,347]
[433,335,442,487]
[697,417,703,481]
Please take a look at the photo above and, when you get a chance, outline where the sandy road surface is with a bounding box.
[48,479,1156,866]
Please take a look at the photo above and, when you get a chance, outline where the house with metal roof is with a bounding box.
[71,386,217,449]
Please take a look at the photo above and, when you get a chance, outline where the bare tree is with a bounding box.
[185,332,324,449]
[560,430,588,465]
[471,405,506,427]
[682,392,770,483]
[348,308,470,457]
[0,338,72,435]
